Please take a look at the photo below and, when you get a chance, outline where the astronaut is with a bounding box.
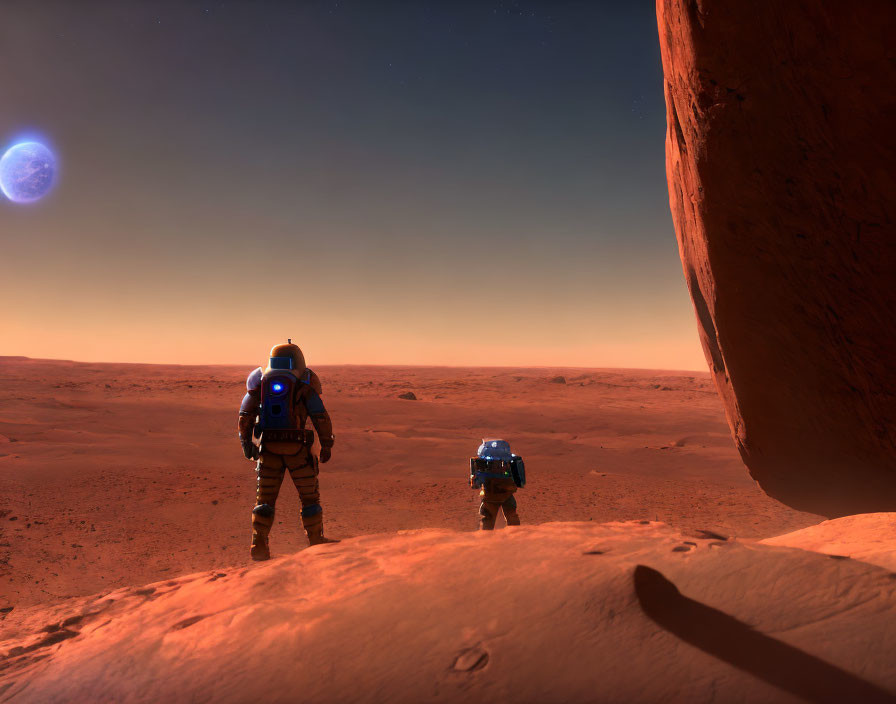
[238,340,337,560]
[470,439,526,530]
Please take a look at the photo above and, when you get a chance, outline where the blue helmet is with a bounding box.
[477,439,512,461]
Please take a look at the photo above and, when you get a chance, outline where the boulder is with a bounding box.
[657,0,896,516]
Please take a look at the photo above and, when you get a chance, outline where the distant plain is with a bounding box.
[0,357,821,608]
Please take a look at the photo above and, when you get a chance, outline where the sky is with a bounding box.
[0,0,705,370]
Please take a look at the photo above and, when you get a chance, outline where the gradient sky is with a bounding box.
[0,0,705,370]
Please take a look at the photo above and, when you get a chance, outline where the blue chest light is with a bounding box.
[271,383,284,393]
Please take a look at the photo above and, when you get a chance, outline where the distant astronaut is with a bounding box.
[470,439,526,530]
[238,340,337,560]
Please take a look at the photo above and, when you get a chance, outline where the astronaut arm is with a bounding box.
[237,392,259,460]
[303,389,334,449]
[239,367,263,443]
[238,392,259,441]
[305,369,323,395]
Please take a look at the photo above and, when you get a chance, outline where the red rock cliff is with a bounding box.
[657,0,896,516]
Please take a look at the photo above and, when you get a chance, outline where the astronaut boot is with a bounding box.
[250,533,270,561]
[250,504,275,561]
[302,504,339,546]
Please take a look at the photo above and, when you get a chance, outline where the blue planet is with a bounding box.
[0,141,56,203]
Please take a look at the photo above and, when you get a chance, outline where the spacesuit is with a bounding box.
[238,341,336,560]
[470,439,526,530]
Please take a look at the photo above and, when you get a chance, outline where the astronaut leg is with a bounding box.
[479,486,502,531]
[288,453,338,546]
[502,492,520,526]
[251,452,285,560]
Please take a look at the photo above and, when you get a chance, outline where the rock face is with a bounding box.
[657,0,896,516]
[2,522,896,703]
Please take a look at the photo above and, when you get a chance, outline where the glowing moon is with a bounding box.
[0,141,56,203]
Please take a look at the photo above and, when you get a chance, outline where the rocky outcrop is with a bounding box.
[2,523,895,703]
[657,0,896,516]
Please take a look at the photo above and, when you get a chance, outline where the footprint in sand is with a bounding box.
[452,645,489,673]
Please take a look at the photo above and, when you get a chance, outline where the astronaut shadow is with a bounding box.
[632,565,896,704]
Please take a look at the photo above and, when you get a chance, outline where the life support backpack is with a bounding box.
[259,369,299,430]
[470,439,526,488]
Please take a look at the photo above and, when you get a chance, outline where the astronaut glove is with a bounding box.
[242,440,259,461]
[319,446,332,464]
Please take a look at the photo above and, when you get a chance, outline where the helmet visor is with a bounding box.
[269,356,293,370]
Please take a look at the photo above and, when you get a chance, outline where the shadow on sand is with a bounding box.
[633,564,895,703]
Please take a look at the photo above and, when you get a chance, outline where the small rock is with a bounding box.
[550,376,566,384]
[398,392,417,400]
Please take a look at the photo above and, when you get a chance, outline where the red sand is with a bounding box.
[0,356,821,609]
[2,518,894,703]
[762,513,896,572]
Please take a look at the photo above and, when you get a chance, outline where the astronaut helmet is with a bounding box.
[477,438,512,461]
[266,339,306,374]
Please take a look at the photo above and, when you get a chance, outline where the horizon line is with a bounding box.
[0,354,711,375]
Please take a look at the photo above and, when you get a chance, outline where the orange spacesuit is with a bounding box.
[478,478,520,530]
[238,341,336,560]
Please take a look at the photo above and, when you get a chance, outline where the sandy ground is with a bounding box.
[0,356,822,610]
[2,518,894,703]
[762,513,896,572]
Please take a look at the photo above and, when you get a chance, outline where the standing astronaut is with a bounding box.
[238,340,337,560]
[470,439,526,530]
